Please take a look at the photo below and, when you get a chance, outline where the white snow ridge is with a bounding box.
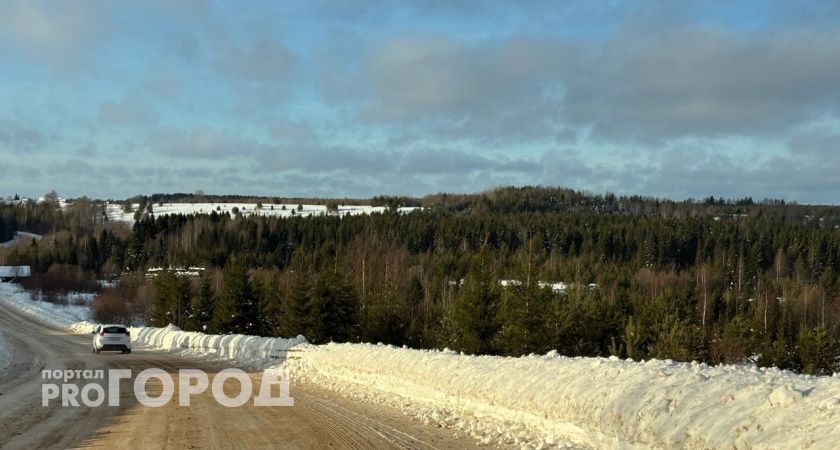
[280,344,840,449]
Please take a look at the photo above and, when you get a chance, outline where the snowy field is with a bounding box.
[2,281,840,448]
[0,231,42,248]
[105,202,420,222]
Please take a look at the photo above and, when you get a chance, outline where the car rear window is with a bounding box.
[103,326,127,334]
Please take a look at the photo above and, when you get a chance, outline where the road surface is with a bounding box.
[0,300,482,449]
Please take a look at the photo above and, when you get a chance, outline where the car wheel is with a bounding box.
[126,349,131,354]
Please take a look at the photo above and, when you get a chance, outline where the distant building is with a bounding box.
[0,265,32,282]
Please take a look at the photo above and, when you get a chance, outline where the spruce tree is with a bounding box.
[212,259,261,334]
[447,262,500,354]
[151,270,191,328]
[256,274,283,337]
[188,276,215,332]
[280,270,312,338]
[308,271,359,343]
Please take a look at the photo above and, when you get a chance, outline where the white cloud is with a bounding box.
[0,0,105,68]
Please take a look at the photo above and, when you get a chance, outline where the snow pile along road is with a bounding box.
[1,282,307,370]
[69,317,307,369]
[279,343,840,449]
[128,324,307,369]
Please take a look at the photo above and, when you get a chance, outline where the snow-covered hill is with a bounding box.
[105,202,420,223]
[0,231,42,248]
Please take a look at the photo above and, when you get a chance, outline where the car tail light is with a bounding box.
[100,332,105,336]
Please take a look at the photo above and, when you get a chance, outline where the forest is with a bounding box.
[2,186,840,374]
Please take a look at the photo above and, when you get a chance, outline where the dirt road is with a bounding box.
[0,300,480,449]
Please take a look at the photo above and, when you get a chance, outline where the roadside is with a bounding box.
[0,294,487,450]
[7,280,840,449]
[0,328,11,378]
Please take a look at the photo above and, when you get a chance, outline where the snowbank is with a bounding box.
[280,343,840,449]
[1,282,307,370]
[130,325,307,368]
[0,282,93,329]
[67,323,307,368]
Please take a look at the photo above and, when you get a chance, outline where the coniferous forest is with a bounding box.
[3,186,840,374]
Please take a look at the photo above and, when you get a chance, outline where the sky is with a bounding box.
[0,0,839,203]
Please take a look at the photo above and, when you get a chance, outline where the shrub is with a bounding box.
[798,326,840,375]
[709,316,757,364]
[22,264,99,300]
[91,288,132,324]
[650,316,697,361]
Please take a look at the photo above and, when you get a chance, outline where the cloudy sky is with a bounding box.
[1,0,839,202]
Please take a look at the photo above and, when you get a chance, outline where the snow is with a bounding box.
[0,282,92,328]
[4,281,840,448]
[0,282,306,370]
[146,266,205,278]
[500,279,597,295]
[127,324,307,368]
[538,281,568,293]
[0,330,10,377]
[0,266,31,278]
[279,343,840,449]
[105,202,421,223]
[0,231,42,248]
[61,292,97,306]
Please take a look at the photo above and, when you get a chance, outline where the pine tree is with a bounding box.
[621,316,644,360]
[494,281,551,355]
[797,325,839,375]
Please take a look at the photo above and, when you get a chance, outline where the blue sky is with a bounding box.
[1,0,839,203]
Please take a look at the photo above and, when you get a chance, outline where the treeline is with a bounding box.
[0,197,105,243]
[126,192,397,208]
[4,187,840,374]
[422,186,840,224]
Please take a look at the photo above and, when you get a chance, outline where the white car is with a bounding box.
[92,324,132,354]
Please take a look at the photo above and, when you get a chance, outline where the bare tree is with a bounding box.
[44,190,60,205]
[697,263,710,330]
